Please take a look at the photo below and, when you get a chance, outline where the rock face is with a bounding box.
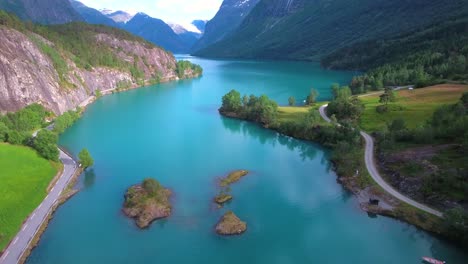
[0,0,83,24]
[0,26,189,115]
[215,211,247,235]
[123,181,172,229]
[191,0,261,53]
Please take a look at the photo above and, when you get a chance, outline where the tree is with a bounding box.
[142,178,161,195]
[33,130,58,161]
[242,95,249,107]
[379,87,396,105]
[302,109,321,130]
[0,121,8,142]
[78,148,94,168]
[220,89,242,112]
[6,130,24,145]
[306,89,319,105]
[288,96,296,106]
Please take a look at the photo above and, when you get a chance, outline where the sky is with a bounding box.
[79,0,223,26]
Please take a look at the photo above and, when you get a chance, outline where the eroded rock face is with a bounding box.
[0,27,183,115]
[122,185,172,229]
[215,211,247,235]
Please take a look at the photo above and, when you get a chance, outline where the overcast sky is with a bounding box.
[79,0,223,25]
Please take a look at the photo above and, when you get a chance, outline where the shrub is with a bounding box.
[33,130,58,161]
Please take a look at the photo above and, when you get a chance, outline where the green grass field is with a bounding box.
[0,143,59,251]
[278,102,329,124]
[359,84,468,132]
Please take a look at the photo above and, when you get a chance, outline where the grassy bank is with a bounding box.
[0,143,59,251]
[359,84,468,132]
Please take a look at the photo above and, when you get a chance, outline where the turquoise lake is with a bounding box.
[27,57,467,263]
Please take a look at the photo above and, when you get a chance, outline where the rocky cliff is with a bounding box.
[191,0,261,53]
[0,22,198,115]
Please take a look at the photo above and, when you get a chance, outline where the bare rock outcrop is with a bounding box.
[0,26,195,115]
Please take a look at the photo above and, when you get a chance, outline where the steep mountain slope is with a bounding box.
[195,0,468,60]
[0,12,200,114]
[70,0,118,27]
[101,9,135,24]
[169,23,202,51]
[191,0,260,53]
[0,0,83,24]
[191,20,207,34]
[123,13,187,53]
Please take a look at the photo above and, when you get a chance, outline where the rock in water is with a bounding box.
[122,178,172,228]
[214,193,233,205]
[215,211,247,235]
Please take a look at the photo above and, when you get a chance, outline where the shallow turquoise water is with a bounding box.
[28,57,467,263]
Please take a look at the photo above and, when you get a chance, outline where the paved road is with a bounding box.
[0,149,78,264]
[318,104,443,217]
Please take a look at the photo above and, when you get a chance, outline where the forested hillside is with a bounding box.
[0,0,83,24]
[194,0,468,60]
[322,16,468,94]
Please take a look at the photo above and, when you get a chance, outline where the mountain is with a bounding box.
[0,12,200,114]
[123,13,187,53]
[101,9,135,24]
[0,0,83,24]
[70,0,118,27]
[191,20,207,33]
[191,0,261,53]
[169,23,203,52]
[194,0,468,60]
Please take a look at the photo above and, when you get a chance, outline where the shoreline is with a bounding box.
[219,109,453,244]
[2,73,202,263]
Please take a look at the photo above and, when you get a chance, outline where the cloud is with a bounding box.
[79,0,222,24]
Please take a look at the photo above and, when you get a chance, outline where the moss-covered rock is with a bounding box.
[214,193,233,205]
[122,178,172,229]
[215,211,247,235]
[220,170,249,187]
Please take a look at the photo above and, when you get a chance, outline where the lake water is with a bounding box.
[27,57,467,263]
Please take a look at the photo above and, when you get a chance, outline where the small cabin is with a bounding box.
[369,198,380,205]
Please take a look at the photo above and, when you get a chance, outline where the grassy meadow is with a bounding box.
[359,84,468,132]
[0,143,59,251]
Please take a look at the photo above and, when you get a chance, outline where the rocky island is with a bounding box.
[220,170,249,187]
[214,193,233,205]
[122,178,172,228]
[215,211,247,235]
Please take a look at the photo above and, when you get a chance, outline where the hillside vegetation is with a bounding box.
[323,16,468,93]
[195,0,468,60]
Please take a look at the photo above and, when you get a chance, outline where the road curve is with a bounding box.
[0,149,78,264]
[319,104,443,217]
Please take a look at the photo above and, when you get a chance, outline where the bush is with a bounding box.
[376,105,388,113]
[7,131,29,145]
[54,109,81,134]
[142,178,161,195]
[0,122,8,142]
[33,130,58,161]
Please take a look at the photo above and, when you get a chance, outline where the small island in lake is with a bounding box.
[220,170,249,187]
[214,193,233,205]
[213,170,249,207]
[122,178,172,229]
[215,211,247,235]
